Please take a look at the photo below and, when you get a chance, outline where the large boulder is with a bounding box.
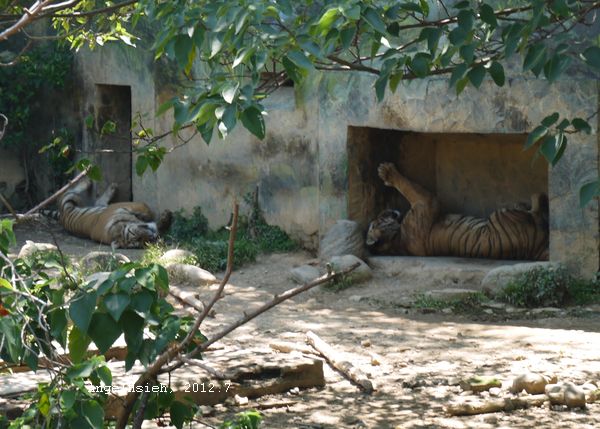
[80,251,130,273]
[17,241,58,259]
[329,254,372,284]
[290,265,321,285]
[480,261,559,296]
[166,263,217,286]
[158,249,196,265]
[319,220,365,260]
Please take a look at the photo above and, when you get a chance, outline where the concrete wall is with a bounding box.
[75,45,599,275]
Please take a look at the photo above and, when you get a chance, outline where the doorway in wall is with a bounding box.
[92,84,132,201]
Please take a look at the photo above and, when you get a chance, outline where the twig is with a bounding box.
[180,357,226,379]
[23,168,89,216]
[0,193,18,221]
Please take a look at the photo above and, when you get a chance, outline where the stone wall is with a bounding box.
[74,44,599,275]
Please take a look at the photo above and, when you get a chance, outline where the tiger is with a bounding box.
[366,163,549,260]
[57,178,172,248]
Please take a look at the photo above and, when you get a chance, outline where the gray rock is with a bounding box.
[84,271,111,288]
[290,265,321,284]
[17,241,58,259]
[80,251,130,273]
[481,262,559,296]
[425,288,480,302]
[166,263,217,286]
[563,383,587,408]
[158,249,196,265]
[319,220,365,260]
[329,254,372,283]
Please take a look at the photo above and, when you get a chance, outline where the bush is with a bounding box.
[161,202,298,272]
[500,266,600,307]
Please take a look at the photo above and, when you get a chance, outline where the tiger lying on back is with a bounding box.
[366,163,549,260]
[58,179,172,248]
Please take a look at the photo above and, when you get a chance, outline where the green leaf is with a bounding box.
[88,313,121,353]
[340,27,356,49]
[104,293,131,322]
[240,106,265,139]
[479,3,497,27]
[572,117,592,134]
[173,35,192,70]
[456,76,469,95]
[221,82,239,104]
[449,27,468,46]
[409,54,430,78]
[457,10,474,32]
[210,32,224,58]
[316,8,340,34]
[540,133,566,166]
[544,54,571,83]
[88,165,102,182]
[85,115,94,129]
[399,2,423,14]
[389,73,402,93]
[582,46,600,71]
[449,63,468,89]
[420,27,442,54]
[170,401,192,429]
[96,364,112,386]
[523,44,546,71]
[60,390,77,411]
[454,0,470,8]
[120,311,145,360]
[363,8,386,34]
[49,308,68,346]
[136,155,149,176]
[488,61,505,86]
[459,43,475,64]
[340,4,360,20]
[286,50,314,71]
[374,73,388,102]
[82,400,104,429]
[524,125,548,149]
[68,326,91,363]
[467,64,486,88]
[69,291,97,333]
[541,112,560,127]
[100,120,116,135]
[580,180,600,207]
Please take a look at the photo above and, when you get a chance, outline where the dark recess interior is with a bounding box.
[90,84,132,202]
[347,126,548,230]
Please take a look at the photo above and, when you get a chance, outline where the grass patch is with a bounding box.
[412,292,488,313]
[156,195,298,273]
[500,266,600,308]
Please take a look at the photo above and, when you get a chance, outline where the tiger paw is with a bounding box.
[378,163,399,187]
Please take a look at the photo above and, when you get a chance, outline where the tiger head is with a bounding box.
[366,209,406,255]
[118,222,159,248]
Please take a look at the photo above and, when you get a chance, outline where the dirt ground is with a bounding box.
[9,220,600,429]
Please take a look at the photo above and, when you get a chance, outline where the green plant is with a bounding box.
[165,199,297,272]
[412,292,487,313]
[220,410,262,429]
[500,266,600,308]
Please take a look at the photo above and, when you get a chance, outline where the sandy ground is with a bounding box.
[8,220,600,429]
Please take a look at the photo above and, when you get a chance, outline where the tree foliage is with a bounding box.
[1,1,599,201]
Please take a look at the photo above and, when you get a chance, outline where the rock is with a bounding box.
[425,288,480,302]
[329,255,372,283]
[158,249,196,265]
[481,262,559,296]
[290,265,321,284]
[80,251,130,273]
[361,339,371,348]
[84,272,111,288]
[460,376,502,393]
[489,387,501,397]
[166,263,217,286]
[17,241,58,259]
[233,394,248,405]
[319,220,365,260]
[510,373,549,394]
[563,383,586,408]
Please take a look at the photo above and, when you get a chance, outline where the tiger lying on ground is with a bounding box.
[57,179,172,248]
[366,163,549,260]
